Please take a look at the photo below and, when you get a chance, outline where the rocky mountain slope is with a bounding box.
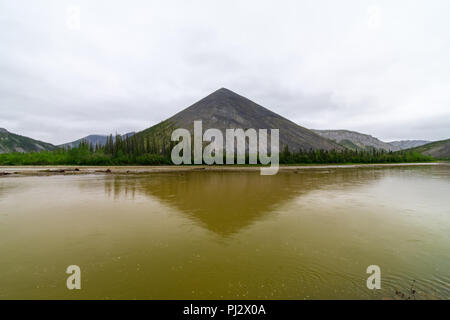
[405,139,450,159]
[0,128,56,153]
[312,129,399,151]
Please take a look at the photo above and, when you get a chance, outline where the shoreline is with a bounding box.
[0,162,447,177]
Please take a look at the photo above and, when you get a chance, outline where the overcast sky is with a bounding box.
[1,0,449,144]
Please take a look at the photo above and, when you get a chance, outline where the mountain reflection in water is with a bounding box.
[102,170,382,236]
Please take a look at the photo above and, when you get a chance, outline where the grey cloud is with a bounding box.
[0,0,449,144]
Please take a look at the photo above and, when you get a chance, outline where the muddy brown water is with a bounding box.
[0,165,449,299]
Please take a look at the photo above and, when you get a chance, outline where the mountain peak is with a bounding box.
[215,87,234,93]
[208,87,241,98]
[0,128,9,133]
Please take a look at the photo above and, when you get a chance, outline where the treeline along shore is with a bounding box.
[0,133,435,166]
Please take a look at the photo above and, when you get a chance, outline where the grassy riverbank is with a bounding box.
[0,146,434,166]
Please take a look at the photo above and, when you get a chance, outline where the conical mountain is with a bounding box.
[139,88,343,151]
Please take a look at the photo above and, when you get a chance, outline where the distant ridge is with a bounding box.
[137,88,343,151]
[59,132,135,149]
[388,140,430,150]
[0,128,55,153]
[312,129,435,152]
[312,129,399,151]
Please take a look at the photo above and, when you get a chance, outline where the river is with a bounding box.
[0,165,449,299]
